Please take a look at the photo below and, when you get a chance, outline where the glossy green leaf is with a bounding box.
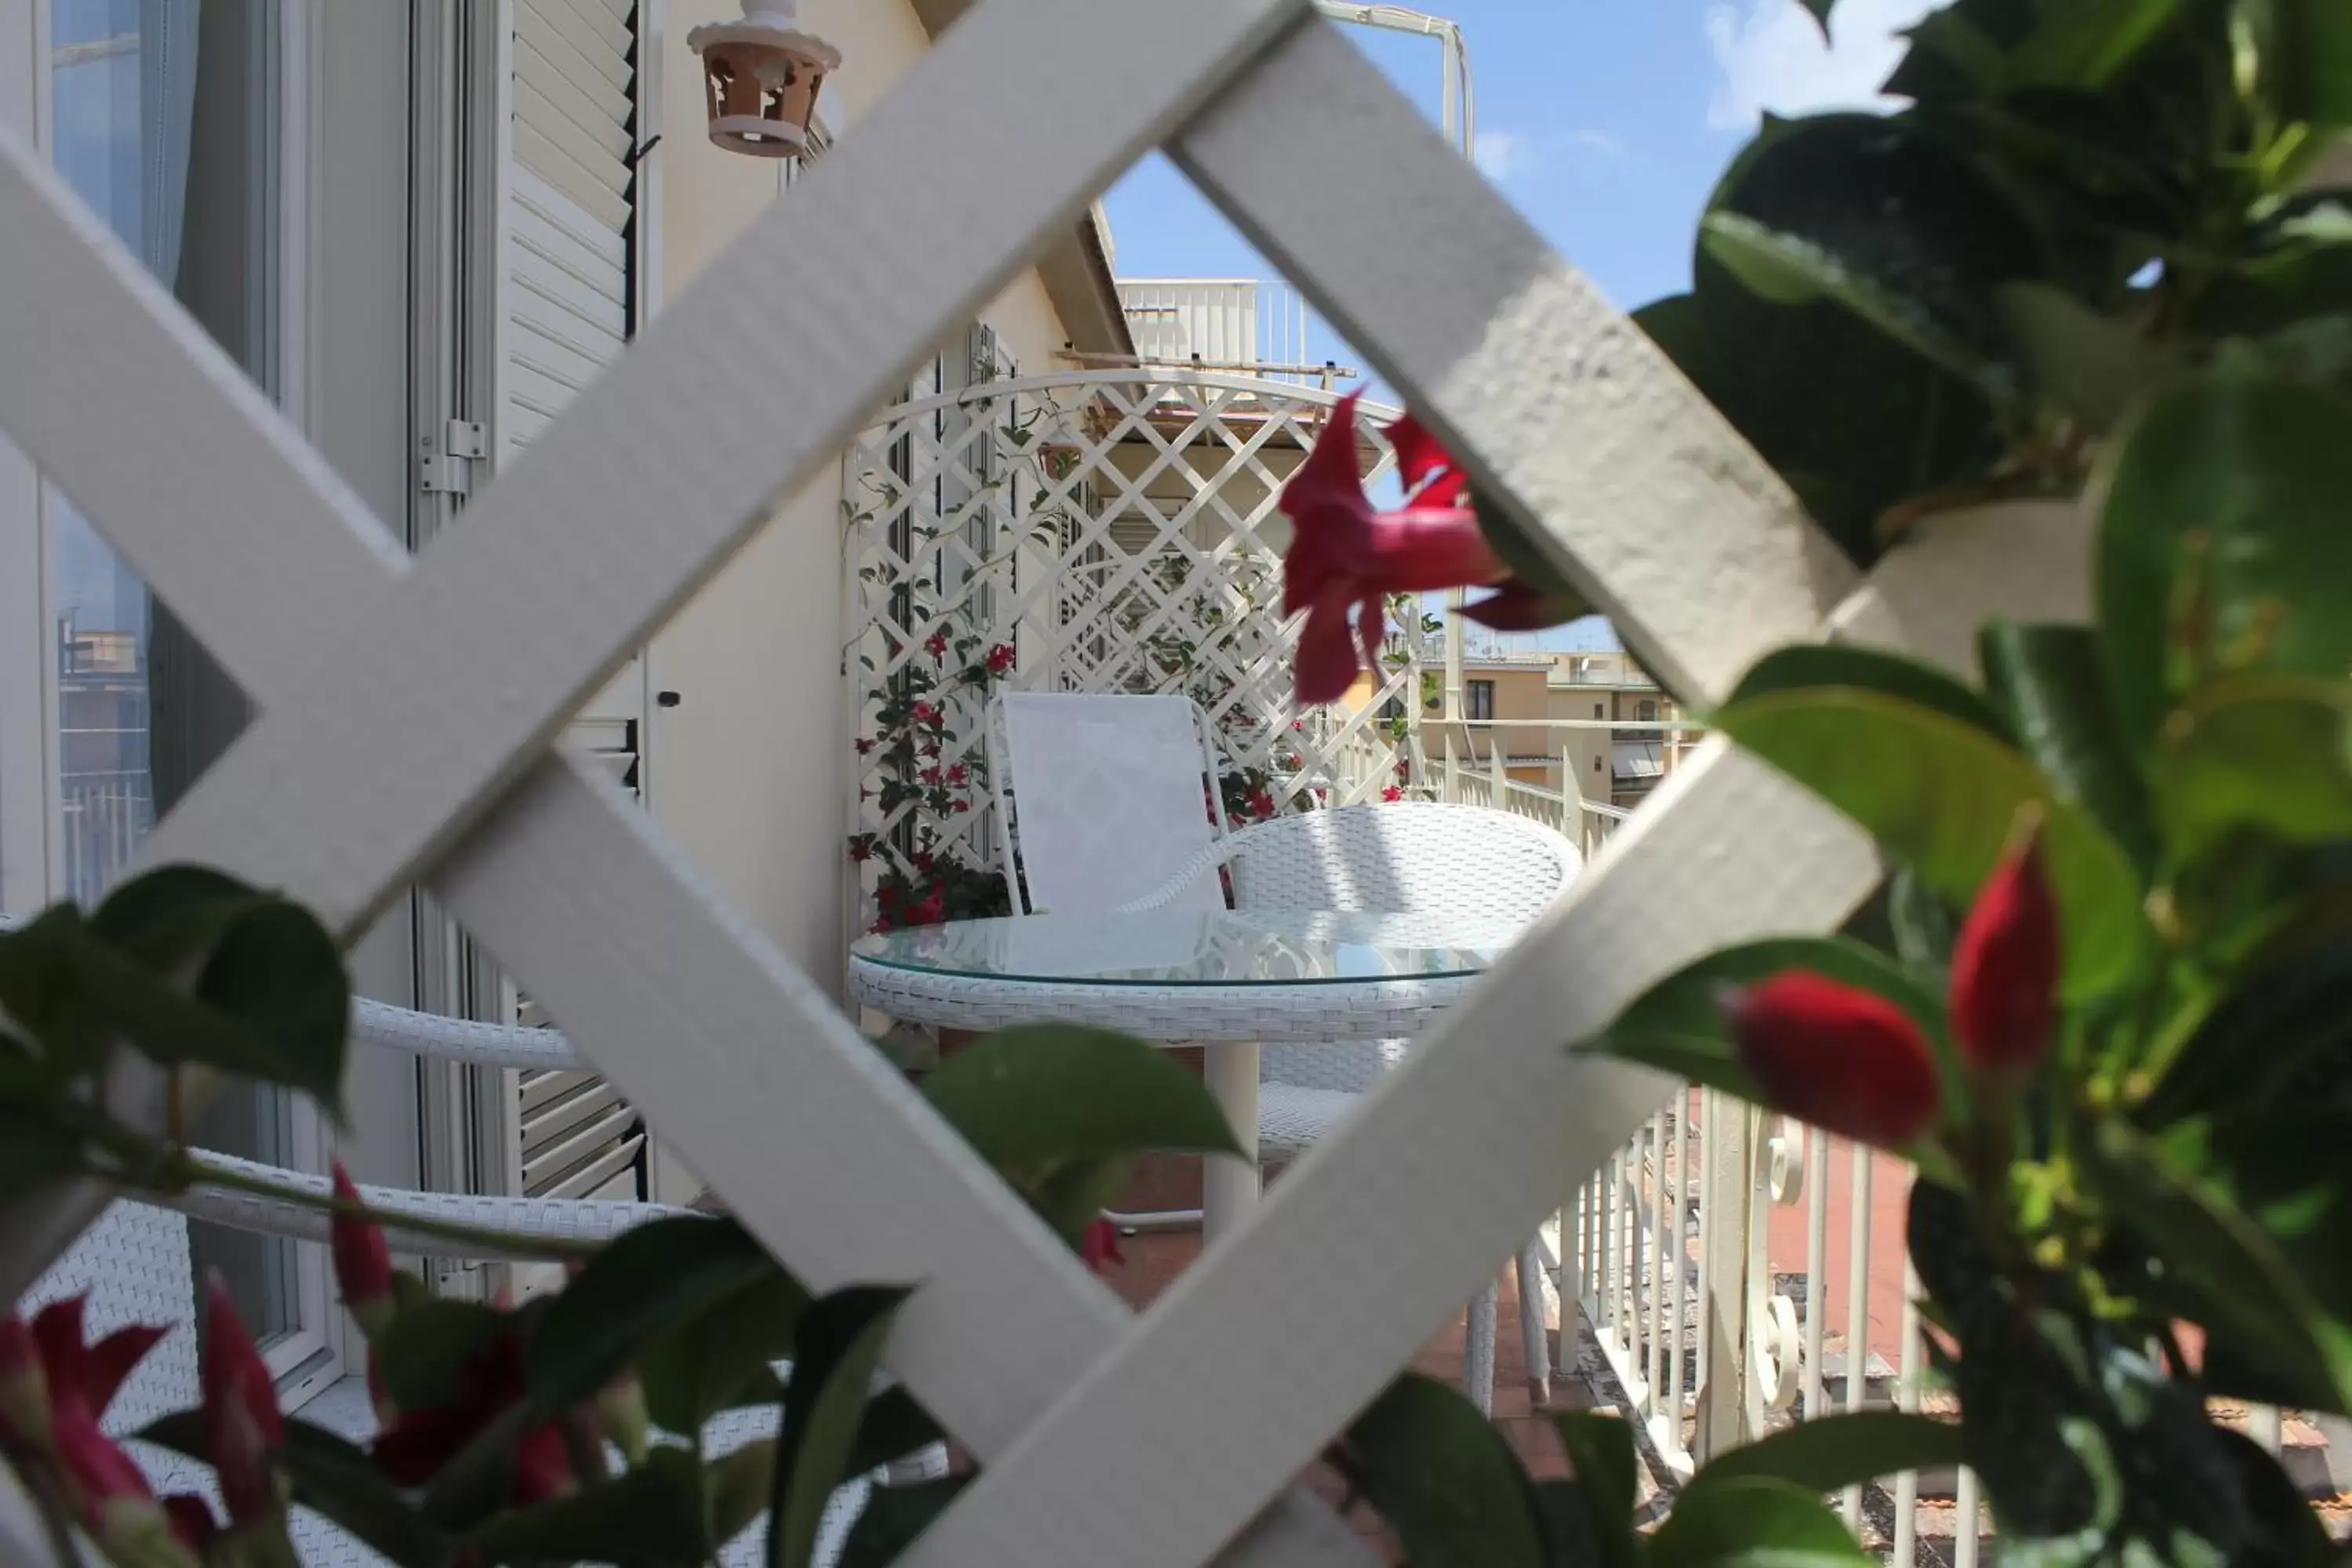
[635,1265,810,1437]
[191,900,351,1111]
[141,1413,454,1568]
[1714,688,2145,999]
[0,907,116,1086]
[2142,939,2352,1126]
[1343,1374,1548,1568]
[88,866,267,968]
[922,1025,1245,1182]
[465,1448,707,1566]
[1726,644,2014,743]
[2155,674,2352,865]
[1648,1476,1873,1568]
[1551,1412,1640,1568]
[836,1478,969,1568]
[2274,0,2352,125]
[2202,1107,2352,1322]
[2001,0,2181,90]
[1979,622,2159,877]
[1585,935,1966,1137]
[1684,1411,1964,1499]
[379,1300,511,1414]
[769,1287,911,1568]
[1998,284,2180,434]
[2214,1426,2339,1568]
[2096,365,2352,750]
[528,1216,779,1419]
[2079,1119,2352,1414]
[706,1439,782,1553]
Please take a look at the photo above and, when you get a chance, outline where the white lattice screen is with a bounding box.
[843,369,1419,932]
[0,2,2087,1564]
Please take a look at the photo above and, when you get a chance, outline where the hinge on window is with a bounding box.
[418,419,487,495]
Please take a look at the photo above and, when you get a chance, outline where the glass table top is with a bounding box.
[849,909,1519,987]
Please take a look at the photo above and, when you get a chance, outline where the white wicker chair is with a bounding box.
[1121,802,1584,1411]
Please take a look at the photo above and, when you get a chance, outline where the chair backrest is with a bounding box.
[987,693,1227,916]
[1226,802,1579,924]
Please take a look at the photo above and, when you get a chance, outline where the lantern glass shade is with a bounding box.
[688,11,842,158]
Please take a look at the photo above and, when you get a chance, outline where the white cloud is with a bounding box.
[1562,129,1628,160]
[1704,0,1938,132]
[1473,129,1537,183]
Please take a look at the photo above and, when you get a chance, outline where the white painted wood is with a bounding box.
[129,0,1316,941]
[1170,20,1856,706]
[0,0,37,918]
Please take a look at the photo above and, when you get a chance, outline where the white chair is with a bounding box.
[1123,803,1582,1410]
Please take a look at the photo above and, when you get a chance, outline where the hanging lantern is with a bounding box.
[688,2,842,159]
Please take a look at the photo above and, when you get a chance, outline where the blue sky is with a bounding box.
[1101,0,1934,652]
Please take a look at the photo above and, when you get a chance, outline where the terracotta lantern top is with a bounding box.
[686,1,844,159]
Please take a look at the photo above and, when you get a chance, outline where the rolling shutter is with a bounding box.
[497,0,649,1225]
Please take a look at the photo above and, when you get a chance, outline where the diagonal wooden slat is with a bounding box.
[1171,21,1853,710]
[0,25,1377,1566]
[131,0,1316,939]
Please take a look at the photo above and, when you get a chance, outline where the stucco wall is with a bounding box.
[649,0,1085,1011]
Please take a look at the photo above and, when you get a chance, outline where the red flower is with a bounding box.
[1247,789,1276,820]
[911,702,942,728]
[1951,829,2060,1081]
[160,1494,219,1556]
[848,839,873,863]
[949,800,970,815]
[907,891,947,927]
[1080,1219,1125,1275]
[912,850,935,873]
[1384,411,1471,506]
[1382,786,1404,803]
[919,766,942,786]
[985,644,1016,675]
[1279,394,1508,703]
[372,1329,573,1506]
[1727,973,1942,1148]
[330,1163,399,1344]
[924,632,949,659]
[946,763,970,788]
[201,1275,282,1530]
[855,738,875,756]
[7,1298,188,1564]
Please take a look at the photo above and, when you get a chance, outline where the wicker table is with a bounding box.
[848,909,1510,1238]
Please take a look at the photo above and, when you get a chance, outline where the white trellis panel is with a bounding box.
[0,0,2085,1563]
[842,370,1417,935]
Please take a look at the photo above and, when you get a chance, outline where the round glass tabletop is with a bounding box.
[848,909,1519,987]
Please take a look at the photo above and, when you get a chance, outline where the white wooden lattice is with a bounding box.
[0,2,2089,1565]
[843,370,1417,932]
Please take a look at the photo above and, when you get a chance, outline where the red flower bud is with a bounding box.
[1080,1219,1124,1275]
[160,1494,219,1556]
[201,1275,283,1527]
[331,1163,398,1343]
[1729,972,1942,1148]
[1951,833,2060,1080]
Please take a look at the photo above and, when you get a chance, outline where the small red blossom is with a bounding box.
[985,644,1016,675]
[330,1163,398,1344]
[949,800,970,815]
[849,839,874,863]
[946,763,970,788]
[1951,828,2060,1081]
[919,766,942,786]
[1727,972,1942,1148]
[907,891,947,927]
[1247,789,1276,820]
[372,1329,574,1507]
[911,702,942,728]
[855,738,875,756]
[913,850,935,873]
[9,1298,186,1563]
[1382,786,1404,803]
[200,1275,282,1530]
[924,632,949,659]
[1080,1219,1125,1275]
[161,1494,219,1556]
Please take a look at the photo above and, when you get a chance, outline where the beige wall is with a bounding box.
[648,0,1087,1011]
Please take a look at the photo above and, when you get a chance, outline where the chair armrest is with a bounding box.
[1114,815,1285,912]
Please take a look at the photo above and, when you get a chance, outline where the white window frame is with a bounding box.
[2,0,340,1399]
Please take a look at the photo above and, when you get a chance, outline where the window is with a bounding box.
[1592,702,1602,718]
[1466,679,1495,721]
[1593,755,1602,773]
[1637,699,1657,721]
[37,0,334,1385]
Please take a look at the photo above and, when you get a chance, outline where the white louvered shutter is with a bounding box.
[495,0,651,1240]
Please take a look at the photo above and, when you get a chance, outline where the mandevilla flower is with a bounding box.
[1080,1219,1125,1275]
[924,632,949,659]
[331,1163,399,1344]
[1279,393,1508,704]
[985,643,1016,675]
[372,1325,575,1507]
[1727,972,1942,1148]
[2,1298,191,1568]
[1950,829,2060,1082]
[1381,786,1404,803]
[200,1274,285,1534]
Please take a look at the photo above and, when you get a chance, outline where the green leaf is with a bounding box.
[89,866,267,968]
[1551,1412,1641,1568]
[1685,1411,1964,1499]
[1585,936,1966,1140]
[922,1024,1245,1187]
[0,1109,89,1203]
[1341,1374,1548,1568]
[0,906,117,1084]
[1996,283,2181,435]
[464,1447,708,1566]
[2078,1119,2352,1414]
[2212,1426,2338,1568]
[1979,622,2160,878]
[191,900,351,1112]
[2000,0,2181,90]
[2154,674,2352,866]
[768,1287,911,1568]
[2142,939,2352,1126]
[706,1439,782,1552]
[1714,688,2145,1000]
[379,1299,512,1413]
[526,1216,779,1419]
[1888,867,1959,978]
[836,1477,969,1568]
[2096,365,2352,751]
[636,1265,810,1437]
[140,1413,455,1568]
[843,1387,946,1478]
[1726,644,2016,744]
[2274,0,2352,125]
[1648,1476,1872,1568]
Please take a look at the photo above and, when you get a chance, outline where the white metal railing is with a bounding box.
[1113,278,1324,386]
[58,769,154,906]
